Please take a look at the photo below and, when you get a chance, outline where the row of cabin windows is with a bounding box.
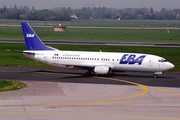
[52,57,112,61]
[52,57,141,62]
[53,57,100,61]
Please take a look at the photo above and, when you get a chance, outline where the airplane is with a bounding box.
[20,22,174,78]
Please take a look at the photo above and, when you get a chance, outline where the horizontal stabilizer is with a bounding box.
[7,50,35,55]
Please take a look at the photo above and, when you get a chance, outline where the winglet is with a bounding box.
[21,22,55,51]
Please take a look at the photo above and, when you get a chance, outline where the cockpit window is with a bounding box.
[158,59,167,62]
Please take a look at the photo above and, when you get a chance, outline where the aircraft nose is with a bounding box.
[166,62,174,70]
[160,62,174,71]
[169,62,174,69]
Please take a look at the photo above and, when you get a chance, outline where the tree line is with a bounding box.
[0,5,71,21]
[74,7,180,20]
[0,5,180,21]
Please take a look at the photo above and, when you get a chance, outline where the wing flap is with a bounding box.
[59,63,95,69]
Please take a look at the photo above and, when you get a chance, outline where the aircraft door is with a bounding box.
[44,56,47,62]
[43,53,48,62]
[148,57,153,66]
[158,61,161,69]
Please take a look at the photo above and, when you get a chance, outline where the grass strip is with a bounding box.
[0,26,180,43]
[0,80,27,92]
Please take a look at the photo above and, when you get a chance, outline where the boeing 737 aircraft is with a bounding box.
[21,22,174,78]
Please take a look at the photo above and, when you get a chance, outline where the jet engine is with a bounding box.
[94,66,111,75]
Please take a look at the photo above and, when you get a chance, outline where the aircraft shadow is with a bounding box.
[30,70,180,88]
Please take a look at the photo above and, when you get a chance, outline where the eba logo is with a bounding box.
[26,34,35,38]
[120,54,146,65]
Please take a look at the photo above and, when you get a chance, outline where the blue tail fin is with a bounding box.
[21,22,55,51]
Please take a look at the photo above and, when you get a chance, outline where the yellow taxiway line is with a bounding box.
[0,71,180,120]
[0,112,180,120]
[0,72,148,109]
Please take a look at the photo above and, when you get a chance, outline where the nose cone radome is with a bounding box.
[165,62,174,71]
[169,62,175,69]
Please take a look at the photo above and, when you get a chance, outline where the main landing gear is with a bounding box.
[86,69,113,76]
[154,74,158,78]
[86,71,95,76]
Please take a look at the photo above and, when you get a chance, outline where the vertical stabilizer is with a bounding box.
[21,22,55,50]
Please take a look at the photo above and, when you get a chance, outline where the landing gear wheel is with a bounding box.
[86,71,91,76]
[91,71,95,75]
[109,69,113,75]
[86,71,95,76]
[154,74,158,78]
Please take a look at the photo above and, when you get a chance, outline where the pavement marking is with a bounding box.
[0,71,148,109]
[0,112,180,120]
[1,71,179,110]
[95,99,180,104]
[1,70,179,96]
[1,70,180,119]
[94,76,180,104]
[96,76,180,95]
[146,86,180,95]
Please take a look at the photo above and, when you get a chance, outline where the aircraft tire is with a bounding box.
[86,71,91,76]
[154,74,158,78]
[109,68,113,75]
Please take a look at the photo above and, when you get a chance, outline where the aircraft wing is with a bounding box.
[59,63,95,70]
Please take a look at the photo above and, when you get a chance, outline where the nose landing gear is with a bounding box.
[153,72,163,78]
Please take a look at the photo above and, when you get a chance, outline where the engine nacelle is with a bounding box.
[94,66,111,75]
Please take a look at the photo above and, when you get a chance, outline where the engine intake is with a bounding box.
[94,66,111,75]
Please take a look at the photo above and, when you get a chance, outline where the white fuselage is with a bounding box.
[20,22,174,76]
[23,50,174,74]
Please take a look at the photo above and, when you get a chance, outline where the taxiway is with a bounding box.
[1,39,180,47]
[0,66,180,120]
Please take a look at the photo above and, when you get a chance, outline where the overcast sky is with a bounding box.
[1,0,180,11]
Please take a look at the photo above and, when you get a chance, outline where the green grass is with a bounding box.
[0,26,180,43]
[0,26,23,39]
[0,43,52,67]
[1,43,179,72]
[0,19,180,42]
[0,80,27,92]
[0,80,12,88]
[0,19,179,72]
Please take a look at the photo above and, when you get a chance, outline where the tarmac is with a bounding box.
[1,39,180,47]
[0,66,180,120]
